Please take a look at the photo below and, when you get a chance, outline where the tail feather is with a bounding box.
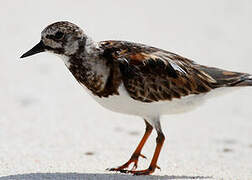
[197,65,252,88]
[231,75,252,87]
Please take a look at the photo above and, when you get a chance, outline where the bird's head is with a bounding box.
[21,21,87,58]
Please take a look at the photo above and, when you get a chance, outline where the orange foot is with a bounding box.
[107,153,147,171]
[119,167,157,175]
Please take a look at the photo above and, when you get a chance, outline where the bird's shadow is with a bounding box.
[0,172,212,180]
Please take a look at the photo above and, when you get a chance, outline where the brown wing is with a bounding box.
[99,40,250,102]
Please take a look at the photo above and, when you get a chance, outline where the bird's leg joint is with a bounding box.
[156,132,165,143]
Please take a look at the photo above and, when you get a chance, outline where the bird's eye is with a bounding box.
[54,31,64,39]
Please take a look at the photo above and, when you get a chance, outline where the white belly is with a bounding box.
[81,83,209,118]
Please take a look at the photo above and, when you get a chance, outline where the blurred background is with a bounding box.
[0,0,251,179]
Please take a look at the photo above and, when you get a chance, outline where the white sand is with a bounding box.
[0,1,252,179]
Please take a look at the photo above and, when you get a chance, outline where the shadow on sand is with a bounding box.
[0,172,212,180]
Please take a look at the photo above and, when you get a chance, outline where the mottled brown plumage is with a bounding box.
[99,40,251,102]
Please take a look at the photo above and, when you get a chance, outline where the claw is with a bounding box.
[119,169,130,174]
[106,168,116,171]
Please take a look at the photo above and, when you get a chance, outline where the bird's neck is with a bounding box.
[60,37,112,96]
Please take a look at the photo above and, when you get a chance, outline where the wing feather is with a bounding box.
[99,40,236,103]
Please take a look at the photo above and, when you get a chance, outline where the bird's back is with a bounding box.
[99,40,252,103]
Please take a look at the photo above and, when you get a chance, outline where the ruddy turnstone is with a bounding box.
[21,21,252,175]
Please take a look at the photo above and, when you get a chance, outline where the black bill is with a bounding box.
[20,40,45,58]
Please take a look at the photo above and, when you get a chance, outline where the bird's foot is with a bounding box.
[119,166,156,175]
[107,153,146,171]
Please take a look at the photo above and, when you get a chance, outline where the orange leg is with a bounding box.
[108,120,153,171]
[120,131,165,175]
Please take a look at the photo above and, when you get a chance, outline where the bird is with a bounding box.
[20,21,252,175]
